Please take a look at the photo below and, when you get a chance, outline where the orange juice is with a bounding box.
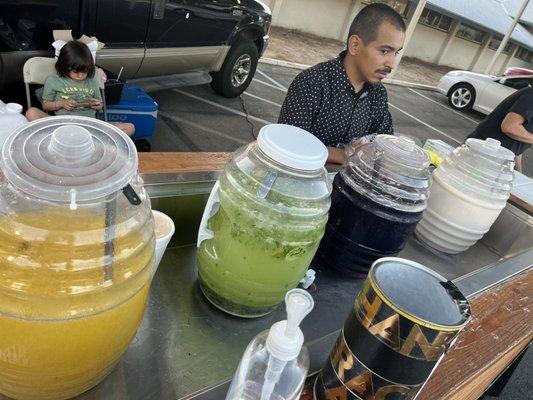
[0,210,154,400]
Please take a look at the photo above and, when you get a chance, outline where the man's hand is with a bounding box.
[326,147,348,165]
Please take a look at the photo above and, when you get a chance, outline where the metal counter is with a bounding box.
[17,171,532,400]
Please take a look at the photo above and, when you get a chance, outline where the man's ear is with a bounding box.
[348,35,363,55]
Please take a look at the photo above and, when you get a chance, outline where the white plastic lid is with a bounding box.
[257,124,328,171]
[5,103,23,114]
[1,116,137,204]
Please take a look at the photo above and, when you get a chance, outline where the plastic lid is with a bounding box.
[466,138,514,161]
[374,135,429,168]
[5,103,23,114]
[372,258,470,328]
[1,116,137,205]
[266,289,314,361]
[257,124,328,171]
[343,134,431,211]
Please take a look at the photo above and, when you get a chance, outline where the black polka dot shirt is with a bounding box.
[278,51,393,147]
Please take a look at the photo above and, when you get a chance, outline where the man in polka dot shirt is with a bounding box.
[279,3,406,164]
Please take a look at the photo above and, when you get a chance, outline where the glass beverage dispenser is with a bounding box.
[197,124,331,317]
[0,117,154,400]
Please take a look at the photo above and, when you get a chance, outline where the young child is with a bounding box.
[26,40,135,136]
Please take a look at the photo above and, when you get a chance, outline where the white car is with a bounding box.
[437,71,533,114]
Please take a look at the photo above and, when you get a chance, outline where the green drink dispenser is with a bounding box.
[197,124,331,318]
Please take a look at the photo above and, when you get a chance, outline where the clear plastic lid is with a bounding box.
[342,135,431,211]
[435,138,515,206]
[1,116,137,206]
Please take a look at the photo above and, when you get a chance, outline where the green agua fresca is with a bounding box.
[198,152,330,317]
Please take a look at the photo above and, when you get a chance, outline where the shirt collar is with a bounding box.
[334,51,371,95]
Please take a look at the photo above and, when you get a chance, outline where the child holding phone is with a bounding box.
[26,40,134,136]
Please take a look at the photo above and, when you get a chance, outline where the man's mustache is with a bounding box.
[377,67,392,74]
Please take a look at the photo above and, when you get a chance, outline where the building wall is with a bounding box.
[263,0,532,72]
[266,0,350,40]
[404,25,448,62]
[438,37,478,69]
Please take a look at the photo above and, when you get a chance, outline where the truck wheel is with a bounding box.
[210,40,258,98]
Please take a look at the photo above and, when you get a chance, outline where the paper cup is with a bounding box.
[152,210,175,278]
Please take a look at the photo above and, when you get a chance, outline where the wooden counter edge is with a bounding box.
[417,269,532,400]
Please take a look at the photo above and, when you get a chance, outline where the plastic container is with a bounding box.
[197,124,331,317]
[315,257,471,400]
[97,84,158,140]
[423,138,454,167]
[0,116,154,400]
[104,78,125,105]
[0,101,28,150]
[415,138,515,254]
[152,209,175,278]
[226,289,314,400]
[314,135,431,277]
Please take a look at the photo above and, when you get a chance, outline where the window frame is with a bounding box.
[455,24,486,45]
[418,9,453,33]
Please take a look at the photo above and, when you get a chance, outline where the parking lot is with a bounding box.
[147,62,531,176]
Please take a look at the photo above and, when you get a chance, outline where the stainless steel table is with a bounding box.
[4,171,530,400]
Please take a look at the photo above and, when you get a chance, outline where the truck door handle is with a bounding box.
[153,0,166,20]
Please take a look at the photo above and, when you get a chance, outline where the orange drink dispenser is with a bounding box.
[0,117,154,399]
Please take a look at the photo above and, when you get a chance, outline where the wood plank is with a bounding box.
[509,193,533,214]
[139,152,232,174]
[418,269,532,400]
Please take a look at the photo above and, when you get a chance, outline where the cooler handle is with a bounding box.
[197,180,220,248]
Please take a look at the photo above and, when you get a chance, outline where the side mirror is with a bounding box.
[499,77,507,84]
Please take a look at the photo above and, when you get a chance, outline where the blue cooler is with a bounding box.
[97,84,158,141]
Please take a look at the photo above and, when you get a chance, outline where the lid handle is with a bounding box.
[483,138,501,151]
[397,136,415,151]
[49,125,95,160]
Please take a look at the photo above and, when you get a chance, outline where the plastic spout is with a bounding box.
[284,289,314,339]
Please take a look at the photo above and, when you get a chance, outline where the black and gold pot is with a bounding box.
[314,257,471,400]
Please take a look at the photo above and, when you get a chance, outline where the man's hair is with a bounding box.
[347,3,406,45]
[56,40,96,79]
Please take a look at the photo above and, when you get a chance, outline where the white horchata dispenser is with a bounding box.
[415,137,515,254]
[0,116,154,400]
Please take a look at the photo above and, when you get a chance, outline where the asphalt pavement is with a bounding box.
[147,61,531,176]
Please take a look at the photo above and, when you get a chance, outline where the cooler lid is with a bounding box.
[257,124,328,171]
[107,84,158,112]
[1,116,138,206]
[371,258,471,328]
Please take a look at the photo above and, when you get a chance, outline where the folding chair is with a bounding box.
[22,56,108,121]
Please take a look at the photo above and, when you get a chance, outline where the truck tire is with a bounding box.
[210,40,258,98]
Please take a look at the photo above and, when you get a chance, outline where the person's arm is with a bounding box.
[42,99,76,112]
[327,147,348,164]
[501,112,533,144]
[41,76,76,112]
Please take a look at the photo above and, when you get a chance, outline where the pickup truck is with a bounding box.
[0,0,271,98]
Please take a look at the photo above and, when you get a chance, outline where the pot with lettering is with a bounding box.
[314,257,471,400]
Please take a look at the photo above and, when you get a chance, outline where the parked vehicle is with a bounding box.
[503,67,533,77]
[438,70,533,114]
[0,0,271,98]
